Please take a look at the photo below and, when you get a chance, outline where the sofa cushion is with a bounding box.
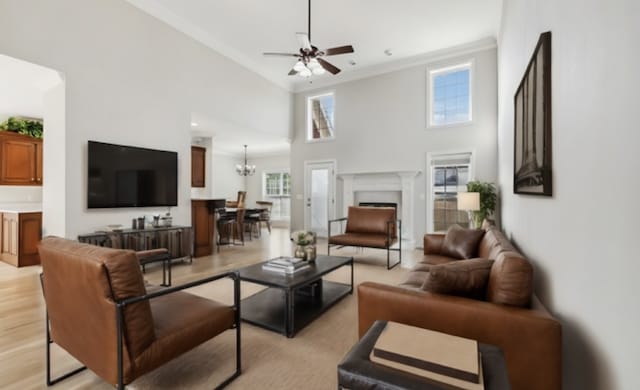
[328,233,393,249]
[486,251,533,307]
[398,270,430,291]
[441,225,485,259]
[422,254,458,266]
[411,263,432,272]
[477,226,515,260]
[423,234,445,255]
[134,291,234,380]
[421,258,494,299]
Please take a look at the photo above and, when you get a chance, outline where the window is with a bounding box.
[428,62,472,127]
[427,152,473,232]
[307,92,335,141]
[263,171,291,219]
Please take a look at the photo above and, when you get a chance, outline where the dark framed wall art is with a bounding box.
[514,31,552,196]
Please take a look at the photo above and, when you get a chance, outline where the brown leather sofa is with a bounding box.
[358,226,562,390]
[328,206,401,269]
[39,237,241,389]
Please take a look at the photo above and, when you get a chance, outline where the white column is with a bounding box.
[398,172,419,249]
[341,174,354,217]
[43,81,66,237]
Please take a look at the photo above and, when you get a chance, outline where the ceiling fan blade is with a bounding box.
[317,58,341,75]
[324,45,354,56]
[296,32,312,51]
[288,68,298,76]
[263,52,300,57]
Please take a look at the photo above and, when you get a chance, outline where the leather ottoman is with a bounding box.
[338,320,511,390]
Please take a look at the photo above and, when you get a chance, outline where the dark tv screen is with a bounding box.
[88,141,178,208]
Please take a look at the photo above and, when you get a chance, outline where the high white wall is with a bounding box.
[0,0,290,238]
[211,152,245,201]
[290,47,498,243]
[498,1,640,389]
[244,153,290,207]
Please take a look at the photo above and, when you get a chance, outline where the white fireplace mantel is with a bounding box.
[338,170,420,249]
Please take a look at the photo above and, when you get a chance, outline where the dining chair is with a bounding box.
[255,201,273,234]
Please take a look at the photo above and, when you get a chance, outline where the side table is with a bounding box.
[338,320,511,390]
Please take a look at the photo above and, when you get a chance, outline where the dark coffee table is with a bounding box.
[238,255,353,337]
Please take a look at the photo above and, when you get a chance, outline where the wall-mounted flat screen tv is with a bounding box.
[88,141,178,208]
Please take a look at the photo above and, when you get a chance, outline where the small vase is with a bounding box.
[294,245,307,260]
[304,245,316,262]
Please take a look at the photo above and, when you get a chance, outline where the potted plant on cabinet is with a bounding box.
[0,117,43,139]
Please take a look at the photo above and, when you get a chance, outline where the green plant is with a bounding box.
[290,230,316,246]
[0,117,43,138]
[466,181,497,227]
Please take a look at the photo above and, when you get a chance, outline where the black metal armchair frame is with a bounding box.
[327,218,402,270]
[43,271,241,390]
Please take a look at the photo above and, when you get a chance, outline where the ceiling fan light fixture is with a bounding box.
[264,0,354,78]
[299,67,312,77]
[312,66,326,75]
[293,60,306,72]
[307,58,321,69]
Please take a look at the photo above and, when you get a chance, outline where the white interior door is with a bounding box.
[304,160,336,237]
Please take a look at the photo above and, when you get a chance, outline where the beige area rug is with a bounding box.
[130,259,408,390]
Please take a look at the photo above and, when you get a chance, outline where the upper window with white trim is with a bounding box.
[307,92,335,141]
[428,62,473,127]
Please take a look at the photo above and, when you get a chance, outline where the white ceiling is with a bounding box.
[127,0,502,155]
[126,0,503,92]
[190,113,290,156]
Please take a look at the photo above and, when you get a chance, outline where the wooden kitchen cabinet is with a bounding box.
[0,132,43,186]
[0,211,42,267]
[191,146,206,188]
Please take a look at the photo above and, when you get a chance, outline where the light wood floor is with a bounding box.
[0,227,422,389]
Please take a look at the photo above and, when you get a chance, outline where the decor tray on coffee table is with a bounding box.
[238,255,353,337]
[338,320,511,390]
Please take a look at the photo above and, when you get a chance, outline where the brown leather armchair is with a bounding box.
[328,206,402,269]
[39,237,241,389]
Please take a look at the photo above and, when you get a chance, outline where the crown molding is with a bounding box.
[124,0,291,91]
[292,37,497,93]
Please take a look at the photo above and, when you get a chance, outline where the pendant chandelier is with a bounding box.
[235,145,256,176]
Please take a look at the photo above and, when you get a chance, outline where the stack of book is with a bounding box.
[262,257,311,274]
[370,322,484,390]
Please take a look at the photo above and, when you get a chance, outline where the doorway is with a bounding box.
[303,160,336,237]
[0,54,65,236]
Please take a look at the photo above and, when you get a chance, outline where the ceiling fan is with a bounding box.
[263,0,354,77]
